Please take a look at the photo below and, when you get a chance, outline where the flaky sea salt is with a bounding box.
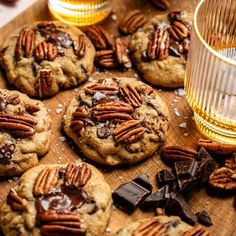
[176,88,185,96]
[111,14,118,21]
[118,176,123,180]
[57,104,63,108]
[183,133,189,136]
[56,108,63,114]
[88,76,94,82]
[175,110,180,117]
[93,92,106,100]
[59,136,66,142]
[105,227,112,233]
[179,122,187,128]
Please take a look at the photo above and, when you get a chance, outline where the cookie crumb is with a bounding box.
[179,122,186,128]
[111,14,118,21]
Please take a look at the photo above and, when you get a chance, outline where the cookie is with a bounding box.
[129,11,192,88]
[1,162,112,236]
[63,77,170,166]
[0,21,95,98]
[0,89,51,176]
[115,215,212,236]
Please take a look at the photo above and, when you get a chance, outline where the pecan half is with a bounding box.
[34,41,58,62]
[225,154,236,170]
[209,167,236,191]
[6,94,20,105]
[7,189,27,212]
[95,50,118,68]
[65,163,91,188]
[120,84,142,108]
[15,28,35,59]
[33,167,60,197]
[70,107,88,132]
[115,38,132,68]
[25,104,40,114]
[150,0,170,10]
[38,68,53,98]
[184,225,212,236]
[85,84,119,95]
[168,21,189,41]
[92,102,133,122]
[119,10,146,34]
[0,113,37,138]
[198,139,236,155]
[132,218,167,236]
[147,29,170,61]
[75,35,86,59]
[40,212,86,236]
[86,25,113,50]
[161,146,198,165]
[113,120,145,143]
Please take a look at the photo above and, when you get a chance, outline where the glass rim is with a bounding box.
[194,0,236,66]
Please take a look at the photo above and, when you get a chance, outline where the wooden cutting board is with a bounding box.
[0,0,235,235]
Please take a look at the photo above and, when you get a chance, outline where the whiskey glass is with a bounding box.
[185,0,236,144]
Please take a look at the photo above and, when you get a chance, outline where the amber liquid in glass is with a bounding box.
[48,0,112,26]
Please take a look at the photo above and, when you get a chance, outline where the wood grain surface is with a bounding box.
[0,0,235,235]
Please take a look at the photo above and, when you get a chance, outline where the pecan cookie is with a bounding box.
[0,89,51,176]
[1,162,112,236]
[63,77,170,166]
[0,21,95,98]
[129,11,192,88]
[115,215,213,236]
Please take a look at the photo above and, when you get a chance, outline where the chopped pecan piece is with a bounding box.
[95,50,118,68]
[92,102,133,122]
[33,167,60,197]
[70,107,88,132]
[65,163,91,188]
[209,167,236,191]
[168,11,182,21]
[85,84,119,95]
[119,10,146,34]
[198,139,236,155]
[25,104,40,114]
[7,189,27,212]
[34,41,58,62]
[0,113,37,138]
[15,28,35,59]
[147,29,170,61]
[6,94,20,105]
[120,84,142,108]
[150,0,170,10]
[184,225,212,236]
[115,38,132,69]
[132,217,167,236]
[168,21,189,41]
[38,68,53,98]
[225,154,236,170]
[161,146,198,165]
[75,35,86,59]
[113,120,145,143]
[86,25,113,50]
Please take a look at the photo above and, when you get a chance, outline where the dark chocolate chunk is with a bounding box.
[157,169,176,187]
[112,173,152,213]
[141,185,170,210]
[165,192,197,225]
[197,147,214,161]
[196,210,213,226]
[97,126,111,139]
[0,142,16,164]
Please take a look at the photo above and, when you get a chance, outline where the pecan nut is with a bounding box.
[34,41,58,62]
[70,107,88,132]
[168,21,189,41]
[113,120,145,143]
[115,38,132,68]
[147,29,170,61]
[85,84,119,95]
[86,25,113,50]
[120,84,142,108]
[25,104,40,114]
[198,139,236,155]
[209,167,236,191]
[38,68,53,98]
[95,50,118,68]
[65,163,91,188]
[0,113,37,138]
[6,94,21,105]
[184,225,212,236]
[75,35,86,59]
[7,189,27,212]
[150,0,170,10]
[161,146,198,165]
[33,167,60,197]
[132,217,167,236]
[225,154,236,170]
[119,10,146,34]
[15,28,35,59]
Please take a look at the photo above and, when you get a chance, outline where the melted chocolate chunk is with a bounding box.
[196,210,213,226]
[0,142,16,164]
[0,96,7,112]
[97,126,111,139]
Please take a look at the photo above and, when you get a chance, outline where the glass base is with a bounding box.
[194,112,236,145]
[48,0,112,26]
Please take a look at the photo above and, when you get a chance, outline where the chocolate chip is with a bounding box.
[196,210,213,226]
[97,126,111,139]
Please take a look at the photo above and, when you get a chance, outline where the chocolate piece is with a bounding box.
[157,169,176,187]
[0,141,16,164]
[141,185,170,210]
[112,173,152,213]
[196,210,213,226]
[165,192,197,225]
[197,147,214,161]
[97,126,111,139]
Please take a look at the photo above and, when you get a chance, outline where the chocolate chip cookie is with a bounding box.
[0,89,51,176]
[1,162,112,236]
[0,21,95,98]
[63,77,170,166]
[129,11,192,88]
[115,215,212,236]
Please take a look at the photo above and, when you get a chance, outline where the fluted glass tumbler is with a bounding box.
[185,0,236,144]
[48,0,112,26]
